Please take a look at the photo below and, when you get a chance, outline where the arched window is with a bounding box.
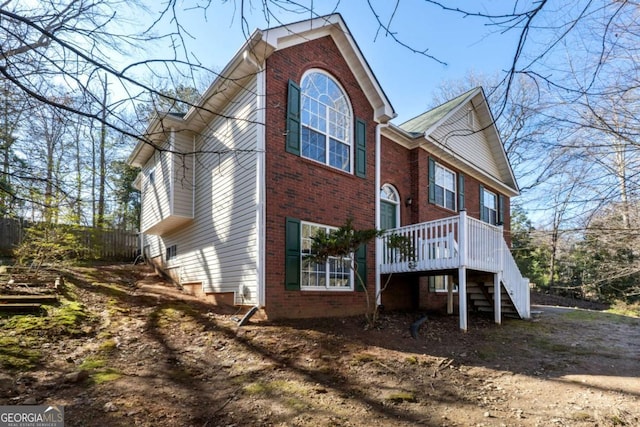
[380,184,400,230]
[300,71,352,172]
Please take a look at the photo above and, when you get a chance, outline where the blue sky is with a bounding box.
[157,1,519,123]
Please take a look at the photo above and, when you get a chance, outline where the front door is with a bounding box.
[380,200,397,230]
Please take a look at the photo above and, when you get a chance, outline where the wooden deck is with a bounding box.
[379,211,530,330]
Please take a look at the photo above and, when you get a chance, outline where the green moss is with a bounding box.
[405,356,419,365]
[243,380,309,397]
[386,391,417,403]
[97,331,113,340]
[476,345,499,361]
[79,356,121,384]
[3,300,93,337]
[98,339,118,353]
[351,353,375,365]
[244,381,269,395]
[0,336,41,370]
[91,282,127,298]
[562,309,638,325]
[284,397,309,411]
[606,302,640,319]
[79,357,106,370]
[92,368,122,384]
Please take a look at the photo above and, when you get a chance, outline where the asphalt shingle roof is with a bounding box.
[398,87,479,135]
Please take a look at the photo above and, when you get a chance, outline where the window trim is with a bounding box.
[166,244,177,262]
[432,161,457,211]
[380,183,400,230]
[481,187,498,225]
[429,275,458,293]
[300,221,354,292]
[300,69,354,173]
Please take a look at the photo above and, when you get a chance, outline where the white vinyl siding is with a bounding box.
[142,231,163,259]
[171,132,195,218]
[140,131,195,234]
[140,142,171,232]
[431,107,501,178]
[159,76,260,305]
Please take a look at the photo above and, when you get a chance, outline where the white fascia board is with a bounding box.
[128,113,185,168]
[382,123,422,148]
[262,14,396,123]
[383,123,518,196]
[182,29,266,126]
[422,87,482,138]
[423,136,519,197]
[422,88,519,196]
[475,92,520,194]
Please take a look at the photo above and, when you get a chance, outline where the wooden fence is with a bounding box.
[0,218,138,261]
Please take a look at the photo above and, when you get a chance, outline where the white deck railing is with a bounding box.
[500,239,531,318]
[380,211,530,318]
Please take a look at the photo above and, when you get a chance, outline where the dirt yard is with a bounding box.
[1,264,638,426]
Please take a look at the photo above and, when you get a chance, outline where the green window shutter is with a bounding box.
[355,118,367,178]
[498,194,505,225]
[284,217,301,290]
[479,185,487,222]
[355,244,367,292]
[286,80,301,155]
[457,173,465,211]
[428,157,436,204]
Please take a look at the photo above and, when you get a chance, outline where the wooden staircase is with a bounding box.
[0,267,61,314]
[0,294,58,313]
[467,281,519,318]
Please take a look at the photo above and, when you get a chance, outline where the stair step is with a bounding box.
[0,295,58,304]
[472,300,492,307]
[476,305,517,313]
[0,303,43,313]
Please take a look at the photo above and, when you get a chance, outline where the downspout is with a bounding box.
[169,128,175,216]
[245,49,266,310]
[375,122,389,306]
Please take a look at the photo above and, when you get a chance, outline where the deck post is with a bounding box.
[458,211,468,331]
[495,223,504,324]
[447,276,454,314]
[494,272,501,324]
[458,267,467,331]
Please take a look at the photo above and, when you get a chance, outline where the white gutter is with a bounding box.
[375,122,389,306]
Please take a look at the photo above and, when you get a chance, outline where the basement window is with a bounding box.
[166,245,177,262]
[428,275,458,293]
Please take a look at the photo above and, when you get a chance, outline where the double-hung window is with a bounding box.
[481,189,498,225]
[300,71,352,172]
[428,275,458,293]
[433,162,456,210]
[480,187,505,226]
[300,222,352,290]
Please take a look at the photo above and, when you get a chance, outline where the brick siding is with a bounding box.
[264,36,376,319]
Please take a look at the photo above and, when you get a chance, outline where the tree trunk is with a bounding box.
[97,74,108,229]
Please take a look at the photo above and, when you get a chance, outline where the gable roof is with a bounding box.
[260,14,396,123]
[385,87,519,196]
[399,88,478,136]
[128,14,395,168]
